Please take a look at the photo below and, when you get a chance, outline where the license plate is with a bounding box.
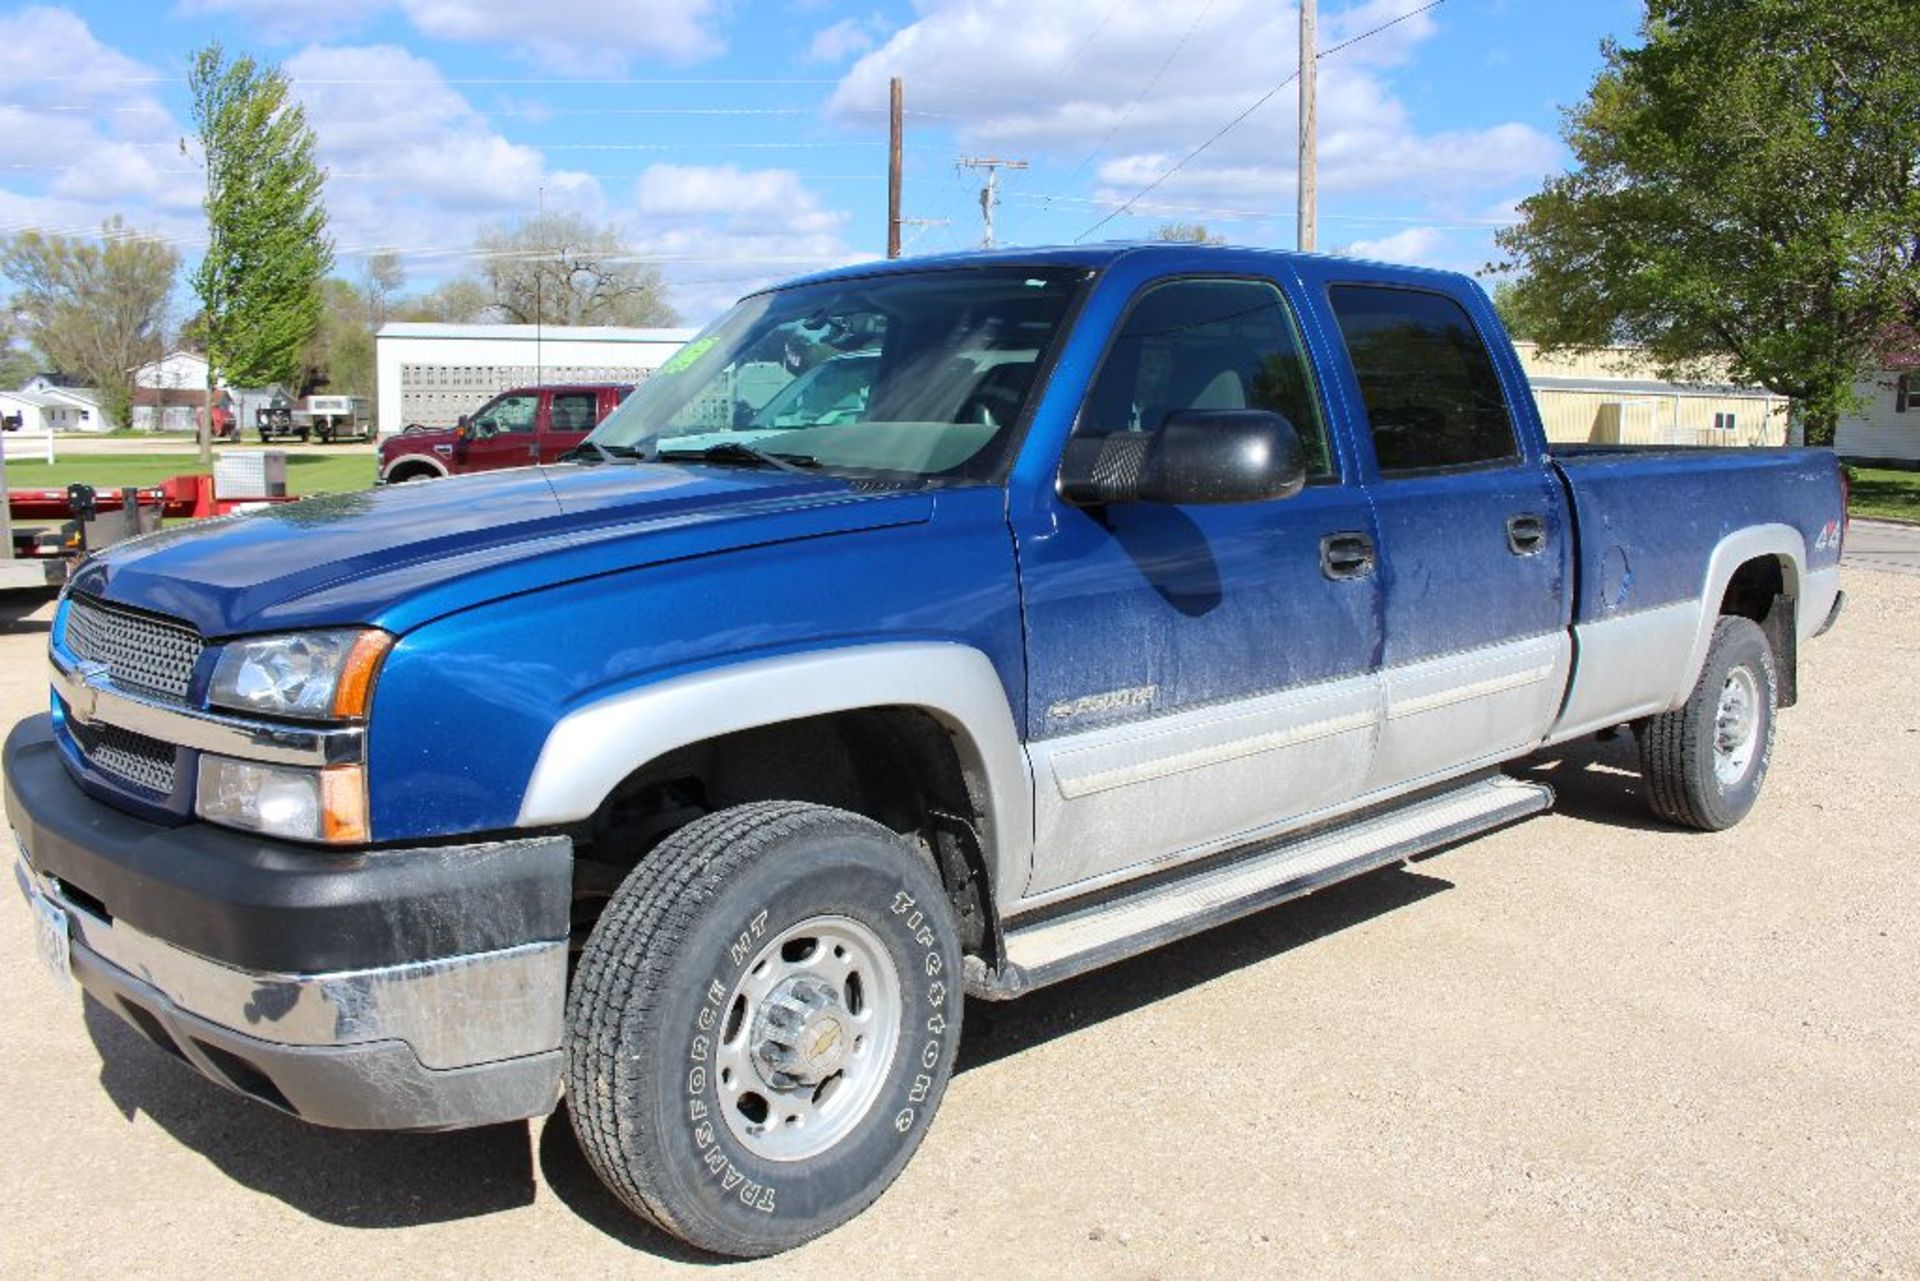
[31,888,72,990]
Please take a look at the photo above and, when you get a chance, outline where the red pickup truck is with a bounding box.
[376,383,631,483]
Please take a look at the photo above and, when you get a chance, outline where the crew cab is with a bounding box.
[375,382,631,482]
[6,245,1845,1258]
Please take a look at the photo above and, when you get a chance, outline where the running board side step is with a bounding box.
[971,774,1553,999]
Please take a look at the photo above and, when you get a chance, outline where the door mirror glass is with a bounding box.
[1059,410,1308,507]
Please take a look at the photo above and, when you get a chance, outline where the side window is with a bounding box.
[1329,286,1517,473]
[1078,277,1333,479]
[550,392,597,432]
[479,393,538,433]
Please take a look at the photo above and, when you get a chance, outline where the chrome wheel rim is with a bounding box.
[1713,665,1761,786]
[715,914,901,1162]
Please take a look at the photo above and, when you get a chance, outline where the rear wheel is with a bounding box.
[566,801,963,1257]
[1637,615,1777,830]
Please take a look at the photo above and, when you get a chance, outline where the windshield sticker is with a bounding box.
[657,337,718,376]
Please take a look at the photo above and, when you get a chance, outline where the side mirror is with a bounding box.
[1058,409,1309,507]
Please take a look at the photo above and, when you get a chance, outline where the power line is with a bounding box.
[1073,0,1446,242]
[6,74,849,86]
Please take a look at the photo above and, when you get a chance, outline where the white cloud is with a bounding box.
[175,0,391,42]
[179,0,727,68]
[285,43,605,255]
[0,9,202,246]
[805,17,884,65]
[828,0,1557,232]
[0,13,861,328]
[1338,225,1449,265]
[630,164,862,319]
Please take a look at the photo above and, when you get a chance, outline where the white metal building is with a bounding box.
[1512,342,1788,447]
[1834,368,1920,464]
[374,323,697,436]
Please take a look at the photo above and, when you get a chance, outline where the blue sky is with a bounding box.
[2,0,1642,322]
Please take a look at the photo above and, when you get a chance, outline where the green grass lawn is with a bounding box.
[1849,467,1920,524]
[1,452,375,497]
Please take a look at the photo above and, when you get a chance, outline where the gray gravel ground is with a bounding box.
[1,571,1915,1278]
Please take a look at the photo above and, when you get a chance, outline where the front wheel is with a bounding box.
[1637,615,1777,830]
[566,801,963,1258]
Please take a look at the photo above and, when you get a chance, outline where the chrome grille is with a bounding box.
[68,717,177,795]
[64,596,203,702]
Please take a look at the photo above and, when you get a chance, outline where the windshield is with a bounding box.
[588,266,1088,481]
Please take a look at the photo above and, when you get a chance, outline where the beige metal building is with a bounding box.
[1513,342,1788,448]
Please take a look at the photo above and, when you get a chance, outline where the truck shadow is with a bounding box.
[1506,732,1674,834]
[533,860,1454,1258]
[79,752,1659,1252]
[535,1106,732,1264]
[957,860,1451,1075]
[82,997,538,1229]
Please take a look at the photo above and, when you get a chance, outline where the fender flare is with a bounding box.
[516,642,1034,905]
[1670,523,1806,710]
[381,453,450,482]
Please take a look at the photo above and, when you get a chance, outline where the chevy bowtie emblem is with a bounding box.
[68,661,109,724]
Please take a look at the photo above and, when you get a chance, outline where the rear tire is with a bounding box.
[1637,615,1776,831]
[566,801,963,1258]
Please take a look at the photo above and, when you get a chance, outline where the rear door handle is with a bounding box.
[1320,531,1376,580]
[1506,512,1547,555]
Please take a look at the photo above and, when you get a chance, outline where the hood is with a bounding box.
[71,463,933,637]
[380,427,454,455]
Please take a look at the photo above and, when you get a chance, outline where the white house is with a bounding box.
[0,389,87,434]
[15,375,114,430]
[130,349,215,433]
[1835,367,1920,464]
[135,350,212,392]
[374,323,696,435]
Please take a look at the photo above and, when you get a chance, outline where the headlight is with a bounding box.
[196,755,369,843]
[209,629,392,720]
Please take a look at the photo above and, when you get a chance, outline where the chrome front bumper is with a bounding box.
[14,854,566,1131]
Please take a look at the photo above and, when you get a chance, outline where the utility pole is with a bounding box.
[887,77,904,258]
[957,156,1027,249]
[1297,0,1317,252]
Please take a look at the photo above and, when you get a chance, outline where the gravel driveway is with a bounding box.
[2,572,1915,1277]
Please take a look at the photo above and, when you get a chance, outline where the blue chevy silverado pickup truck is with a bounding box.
[7,244,1845,1256]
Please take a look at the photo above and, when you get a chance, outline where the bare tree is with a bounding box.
[361,249,405,331]
[1,216,179,429]
[475,212,675,327]
[1155,222,1226,245]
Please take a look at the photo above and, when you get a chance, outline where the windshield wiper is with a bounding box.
[655,441,821,474]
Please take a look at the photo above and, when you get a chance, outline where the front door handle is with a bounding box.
[1506,512,1547,555]
[1320,531,1376,580]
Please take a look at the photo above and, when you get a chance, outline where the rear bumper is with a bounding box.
[5,713,572,1131]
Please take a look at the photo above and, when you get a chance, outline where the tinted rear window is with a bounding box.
[1329,286,1517,473]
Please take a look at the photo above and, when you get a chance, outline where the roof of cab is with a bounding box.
[772,241,1471,293]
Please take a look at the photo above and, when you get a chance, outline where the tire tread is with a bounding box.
[565,800,917,1256]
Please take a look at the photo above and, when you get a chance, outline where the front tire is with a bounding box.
[1638,615,1777,831]
[566,801,963,1258]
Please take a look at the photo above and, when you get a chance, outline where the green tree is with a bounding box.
[474,212,675,326]
[1494,0,1920,445]
[188,42,333,463]
[302,277,374,396]
[0,311,38,389]
[1487,279,1538,344]
[394,277,493,324]
[1,217,179,429]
